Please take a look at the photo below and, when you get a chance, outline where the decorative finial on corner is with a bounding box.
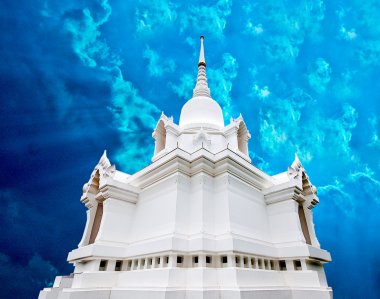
[99,149,112,169]
[292,153,302,170]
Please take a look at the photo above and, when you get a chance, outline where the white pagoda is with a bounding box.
[39,37,332,299]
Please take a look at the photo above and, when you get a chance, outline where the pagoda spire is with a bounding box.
[193,36,211,98]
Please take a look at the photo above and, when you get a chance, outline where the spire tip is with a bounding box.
[198,35,206,67]
[193,35,210,97]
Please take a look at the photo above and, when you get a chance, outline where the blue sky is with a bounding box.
[0,0,379,298]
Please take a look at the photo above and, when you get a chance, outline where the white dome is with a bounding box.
[179,96,224,129]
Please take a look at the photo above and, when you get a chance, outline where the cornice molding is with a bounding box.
[128,149,272,191]
[264,186,303,205]
[98,184,138,204]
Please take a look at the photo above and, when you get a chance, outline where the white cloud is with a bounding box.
[135,0,177,33]
[143,46,175,77]
[318,164,380,216]
[339,25,357,40]
[357,40,380,66]
[64,0,161,171]
[245,0,325,63]
[318,178,356,216]
[307,58,331,93]
[169,73,194,99]
[253,84,270,98]
[349,167,380,203]
[179,0,232,38]
[368,115,380,149]
[245,21,264,36]
[263,35,300,62]
[208,53,238,118]
[259,88,357,162]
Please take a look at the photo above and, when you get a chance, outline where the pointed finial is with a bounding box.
[198,36,206,66]
[193,36,211,98]
[291,153,302,170]
[99,149,111,168]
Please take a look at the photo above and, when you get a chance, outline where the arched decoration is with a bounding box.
[87,170,102,244]
[237,120,249,155]
[151,113,180,161]
[154,120,166,155]
[78,151,116,247]
[81,150,115,208]
[287,154,320,247]
[298,201,312,245]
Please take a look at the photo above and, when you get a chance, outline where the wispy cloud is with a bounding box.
[259,90,357,162]
[349,166,380,204]
[143,46,176,77]
[136,0,177,33]
[245,21,264,36]
[169,73,194,99]
[135,0,232,39]
[253,84,270,99]
[357,40,380,66]
[368,116,380,149]
[307,58,332,94]
[0,252,58,297]
[179,0,232,38]
[318,178,355,216]
[208,53,238,118]
[318,164,380,216]
[339,25,357,41]
[64,0,160,171]
[64,0,118,68]
[244,0,325,62]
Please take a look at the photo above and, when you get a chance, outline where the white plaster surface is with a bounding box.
[39,37,332,299]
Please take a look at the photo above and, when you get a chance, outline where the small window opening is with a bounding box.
[133,260,138,270]
[115,260,122,271]
[270,260,274,270]
[165,256,169,264]
[251,258,255,267]
[258,259,263,269]
[99,260,107,271]
[235,256,240,265]
[279,260,287,271]
[141,259,145,267]
[243,257,248,267]
[206,256,211,264]
[177,256,183,264]
[156,257,161,265]
[294,260,302,271]
[222,256,228,264]
[148,258,153,265]
[193,256,199,264]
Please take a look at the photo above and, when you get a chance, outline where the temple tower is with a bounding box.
[39,37,332,299]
